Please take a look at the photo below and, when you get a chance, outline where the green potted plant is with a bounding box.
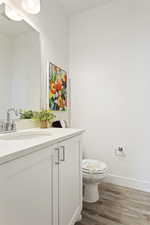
[33,110,56,128]
[18,110,39,129]
[19,110,34,119]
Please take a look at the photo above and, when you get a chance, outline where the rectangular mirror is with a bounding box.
[0,4,41,119]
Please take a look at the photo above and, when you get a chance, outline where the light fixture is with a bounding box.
[22,0,40,14]
[5,5,23,21]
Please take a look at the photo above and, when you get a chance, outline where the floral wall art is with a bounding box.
[49,63,67,111]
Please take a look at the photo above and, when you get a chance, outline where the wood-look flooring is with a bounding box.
[76,182,150,225]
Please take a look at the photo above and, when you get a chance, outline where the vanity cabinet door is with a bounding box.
[58,136,82,225]
[0,146,57,225]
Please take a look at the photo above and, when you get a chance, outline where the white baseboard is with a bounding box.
[104,174,150,193]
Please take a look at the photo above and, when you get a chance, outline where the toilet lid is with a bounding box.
[82,159,107,174]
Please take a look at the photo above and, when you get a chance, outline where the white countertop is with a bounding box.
[0,128,84,166]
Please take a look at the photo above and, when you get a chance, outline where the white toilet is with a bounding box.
[82,159,109,203]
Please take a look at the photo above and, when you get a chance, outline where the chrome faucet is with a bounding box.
[7,108,18,122]
[0,108,18,134]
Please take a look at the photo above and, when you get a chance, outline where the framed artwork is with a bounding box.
[49,63,67,111]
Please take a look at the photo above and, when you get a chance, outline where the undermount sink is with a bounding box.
[0,131,51,141]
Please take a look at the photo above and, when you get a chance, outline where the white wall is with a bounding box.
[0,34,12,119]
[70,0,150,191]
[5,0,70,124]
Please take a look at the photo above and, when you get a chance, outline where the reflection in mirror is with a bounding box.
[0,4,41,120]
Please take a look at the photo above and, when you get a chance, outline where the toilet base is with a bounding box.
[83,183,99,203]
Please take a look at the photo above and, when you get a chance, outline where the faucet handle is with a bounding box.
[0,120,17,133]
[0,121,4,132]
[11,120,17,131]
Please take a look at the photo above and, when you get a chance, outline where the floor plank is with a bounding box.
[76,183,150,225]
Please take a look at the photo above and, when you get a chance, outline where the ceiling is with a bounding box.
[0,4,34,37]
[59,0,113,15]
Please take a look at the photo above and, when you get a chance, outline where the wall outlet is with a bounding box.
[115,147,126,157]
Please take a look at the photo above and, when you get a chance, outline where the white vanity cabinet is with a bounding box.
[58,136,82,225]
[0,134,82,225]
[0,145,55,225]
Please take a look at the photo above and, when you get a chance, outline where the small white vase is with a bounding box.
[16,119,40,130]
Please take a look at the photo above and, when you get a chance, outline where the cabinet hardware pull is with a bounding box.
[60,146,65,162]
[55,148,59,165]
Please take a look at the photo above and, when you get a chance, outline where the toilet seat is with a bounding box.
[82,159,108,174]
